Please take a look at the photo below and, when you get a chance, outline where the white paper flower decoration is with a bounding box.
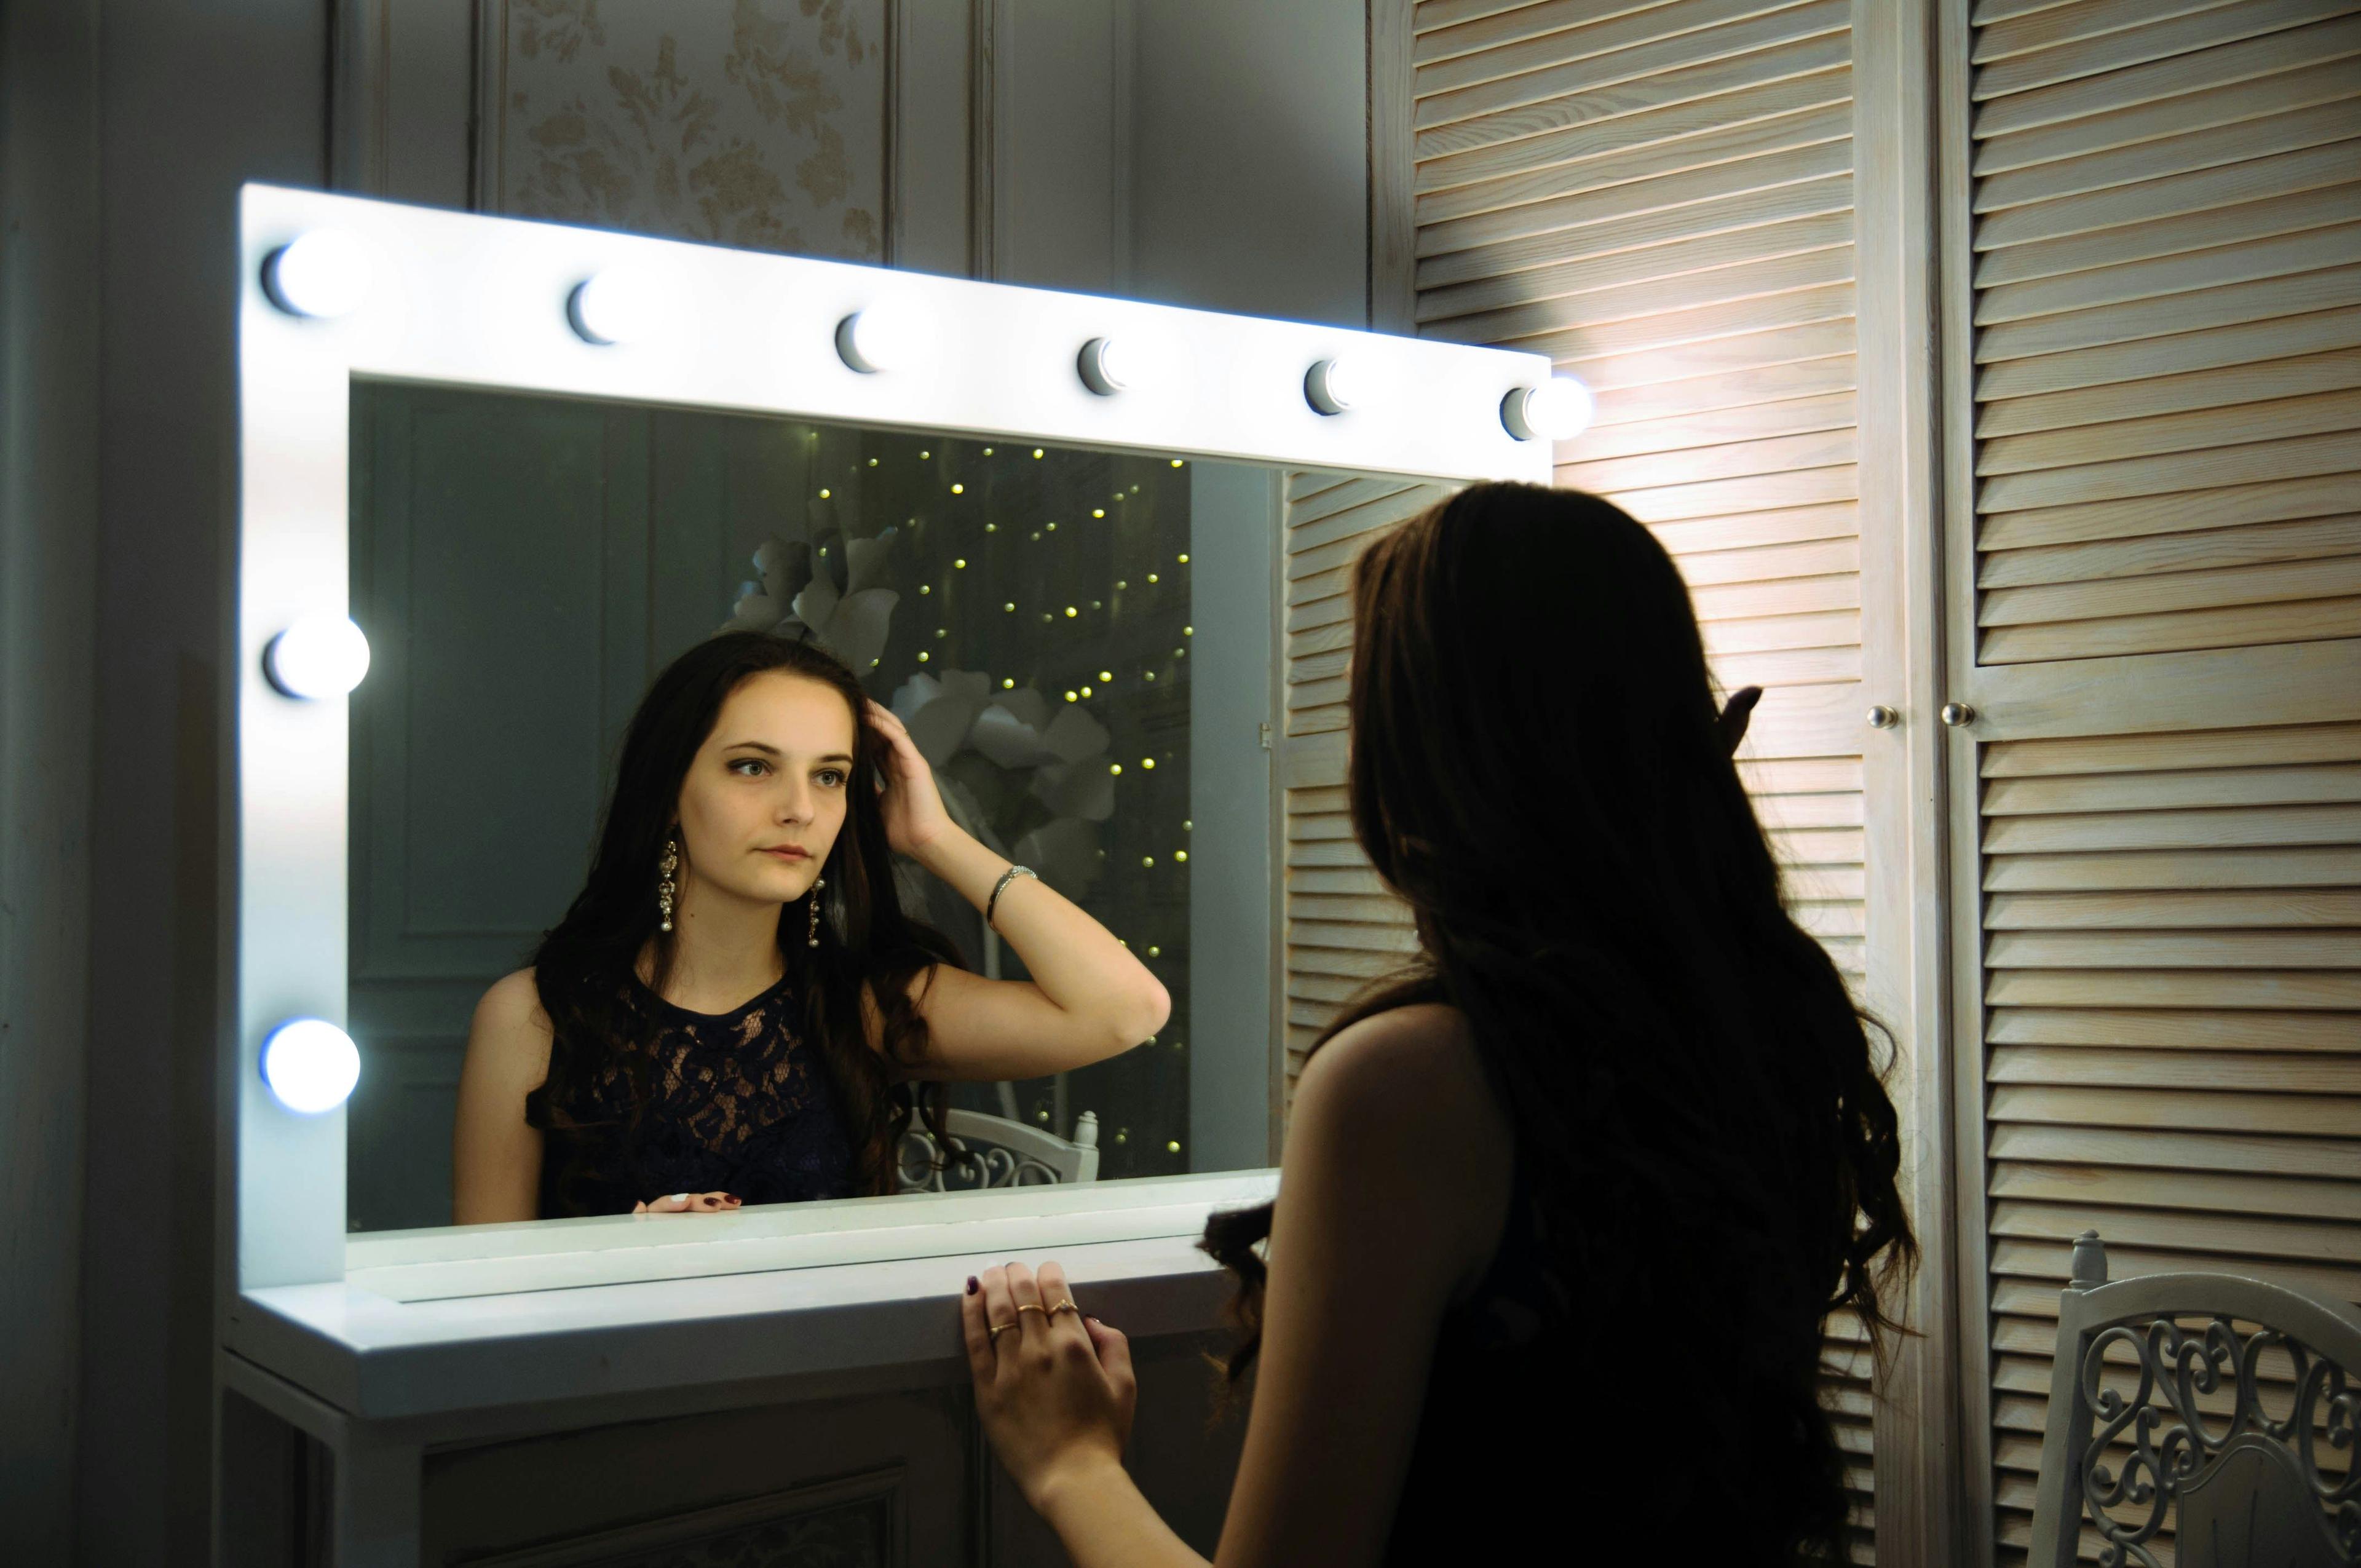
[720,531,901,671]
[891,669,1114,895]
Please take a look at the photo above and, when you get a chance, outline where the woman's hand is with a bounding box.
[631,1190,741,1214]
[962,1260,1137,1511]
[863,698,960,859]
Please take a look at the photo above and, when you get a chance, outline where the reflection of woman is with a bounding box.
[961,484,1915,1564]
[451,633,1169,1223]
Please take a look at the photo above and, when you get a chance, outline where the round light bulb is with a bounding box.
[1078,333,1182,396]
[1305,356,1373,415]
[568,266,669,346]
[264,614,371,700]
[260,1018,360,1114]
[1503,375,1594,441]
[263,231,374,319]
[836,303,928,374]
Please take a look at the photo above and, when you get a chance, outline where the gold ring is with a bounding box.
[987,1321,1017,1340]
[1014,1302,1047,1317]
[1048,1299,1080,1317]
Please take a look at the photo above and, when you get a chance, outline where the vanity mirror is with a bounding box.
[233,184,1557,1297]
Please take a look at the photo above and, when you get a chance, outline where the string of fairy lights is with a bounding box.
[801,431,1197,1166]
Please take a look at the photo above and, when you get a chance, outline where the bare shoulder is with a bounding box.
[1296,1002,1502,1144]
[466,968,554,1084]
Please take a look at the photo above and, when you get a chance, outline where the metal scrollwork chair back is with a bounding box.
[896,1109,1100,1192]
[2028,1230,2361,1568]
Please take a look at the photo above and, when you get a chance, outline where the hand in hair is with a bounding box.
[1716,685,1763,758]
[862,698,960,857]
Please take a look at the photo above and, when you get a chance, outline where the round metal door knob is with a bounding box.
[1866,705,1899,729]
[1940,702,1975,727]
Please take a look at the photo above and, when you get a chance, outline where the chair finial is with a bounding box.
[1072,1110,1099,1149]
[2068,1229,2108,1290]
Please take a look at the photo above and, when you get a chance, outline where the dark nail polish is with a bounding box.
[966,1276,979,1296]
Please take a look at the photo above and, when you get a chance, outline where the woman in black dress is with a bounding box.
[960,483,1916,1564]
[451,632,1169,1221]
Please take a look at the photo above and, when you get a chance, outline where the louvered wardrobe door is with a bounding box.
[1394,1,1889,1558]
[1945,1,2361,1561]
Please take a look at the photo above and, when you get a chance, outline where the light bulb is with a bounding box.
[263,231,375,319]
[569,266,670,346]
[1305,356,1375,415]
[836,302,928,373]
[1078,333,1183,395]
[264,614,371,700]
[260,1018,360,1114]
[1503,374,1594,441]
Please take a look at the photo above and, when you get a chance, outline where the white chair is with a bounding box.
[896,1108,1099,1192]
[2028,1230,2360,1568]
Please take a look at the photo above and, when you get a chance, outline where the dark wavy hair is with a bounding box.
[526,632,963,1208]
[1200,483,1914,1562]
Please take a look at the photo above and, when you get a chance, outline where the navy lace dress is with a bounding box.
[526,973,860,1217]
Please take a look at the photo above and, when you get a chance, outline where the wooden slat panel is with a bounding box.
[1975,175,2361,293]
[1976,49,2361,178]
[1990,1004,2361,1050]
[1414,0,1810,95]
[1975,260,2361,369]
[1977,218,2361,336]
[1970,0,2350,104]
[1984,845,2361,889]
[1977,593,2361,663]
[1975,338,2361,438]
[1979,514,2361,591]
[1971,10,2361,140]
[1976,98,2361,218]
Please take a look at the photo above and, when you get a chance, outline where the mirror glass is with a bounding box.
[342,381,1323,1233]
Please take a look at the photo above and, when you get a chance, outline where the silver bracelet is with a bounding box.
[986,864,1038,931]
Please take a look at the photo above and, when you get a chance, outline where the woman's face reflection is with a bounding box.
[673,670,857,912]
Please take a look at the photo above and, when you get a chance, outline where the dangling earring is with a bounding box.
[657,835,680,933]
[807,877,825,948]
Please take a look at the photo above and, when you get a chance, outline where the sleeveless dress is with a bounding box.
[1383,1142,1583,1564]
[526,972,860,1218]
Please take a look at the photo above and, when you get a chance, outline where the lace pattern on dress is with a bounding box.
[529,972,858,1216]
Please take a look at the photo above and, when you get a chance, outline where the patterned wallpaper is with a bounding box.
[482,0,888,261]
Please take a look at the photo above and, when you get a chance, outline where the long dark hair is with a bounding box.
[526,632,962,1206]
[1200,483,1913,1561]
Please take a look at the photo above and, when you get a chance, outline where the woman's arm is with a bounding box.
[897,826,1169,1080]
[450,968,554,1224]
[861,699,1169,1080]
[967,1004,1513,1568]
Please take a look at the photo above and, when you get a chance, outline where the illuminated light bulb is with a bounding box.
[936,628,947,638]
[1501,374,1595,441]
[1033,448,1045,459]
[1147,572,1159,583]
[951,483,965,494]
[568,266,671,345]
[983,447,995,456]
[1066,691,1078,702]
[1141,758,1155,769]
[1042,613,1053,623]
[263,230,374,319]
[1092,599,1102,609]
[1109,762,1122,775]
[1117,580,1128,590]
[1099,670,1112,681]
[1305,355,1377,415]
[920,450,931,459]
[1142,855,1154,866]
[1080,684,1093,697]
[1166,1140,1181,1154]
[1177,553,1188,563]
[1170,459,1184,467]
[818,488,831,499]
[1182,819,1192,830]
[1003,678,1015,689]
[264,614,371,699]
[917,652,930,662]
[1065,607,1078,617]
[919,584,930,595]
[1183,625,1192,635]
[834,301,930,373]
[1144,671,1157,682]
[1174,647,1185,657]
[1092,509,1105,518]
[1077,332,1184,396]
[1030,531,1040,541]
[954,558,967,568]
[868,457,879,466]
[1003,602,1015,612]
[260,1018,361,1114]
[1147,945,1161,957]
[1046,522,1056,531]
[1175,850,1188,863]
[985,523,997,533]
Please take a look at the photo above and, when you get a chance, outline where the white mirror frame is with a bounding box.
[232,182,1549,1291]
